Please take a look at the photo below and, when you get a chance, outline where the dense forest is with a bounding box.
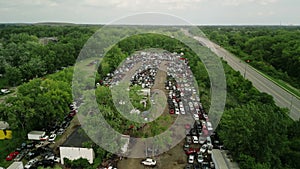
[0,25,299,169]
[0,24,97,87]
[200,26,300,90]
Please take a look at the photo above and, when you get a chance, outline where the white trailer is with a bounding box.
[27,131,45,140]
[7,162,24,169]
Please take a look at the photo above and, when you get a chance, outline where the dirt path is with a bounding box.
[118,60,187,169]
[152,68,167,91]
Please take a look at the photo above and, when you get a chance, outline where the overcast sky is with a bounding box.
[0,0,299,25]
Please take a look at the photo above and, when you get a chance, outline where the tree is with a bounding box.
[219,103,288,168]
[4,65,22,86]
[5,78,72,131]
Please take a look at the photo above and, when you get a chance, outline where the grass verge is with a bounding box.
[252,68,300,100]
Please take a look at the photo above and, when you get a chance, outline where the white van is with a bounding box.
[192,136,199,144]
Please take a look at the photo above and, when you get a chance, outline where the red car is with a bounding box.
[6,151,19,161]
[185,124,191,130]
[69,109,77,117]
[169,109,174,114]
[185,148,199,155]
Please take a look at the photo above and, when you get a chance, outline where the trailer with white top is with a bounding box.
[27,131,46,140]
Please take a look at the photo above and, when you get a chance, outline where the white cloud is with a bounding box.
[257,10,274,16]
[0,0,299,25]
[222,0,278,6]
[82,0,205,10]
[0,0,59,9]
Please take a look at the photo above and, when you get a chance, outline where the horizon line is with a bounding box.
[0,22,299,26]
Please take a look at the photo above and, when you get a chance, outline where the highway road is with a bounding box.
[188,32,300,121]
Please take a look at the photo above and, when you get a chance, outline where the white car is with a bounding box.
[193,114,199,121]
[57,128,65,135]
[200,144,208,153]
[175,108,180,115]
[188,155,194,164]
[207,122,213,131]
[203,114,209,120]
[207,136,213,148]
[0,88,10,94]
[180,109,186,115]
[48,134,57,142]
[197,154,204,163]
[25,158,38,169]
[179,102,184,108]
[35,141,50,148]
[46,155,60,163]
[141,158,156,166]
[199,136,206,144]
[188,102,194,109]
[192,136,199,144]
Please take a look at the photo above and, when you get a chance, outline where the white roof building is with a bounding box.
[59,147,95,164]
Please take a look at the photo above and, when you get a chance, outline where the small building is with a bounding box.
[139,88,150,96]
[60,147,95,165]
[39,37,58,45]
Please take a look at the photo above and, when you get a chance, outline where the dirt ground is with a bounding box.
[117,140,187,169]
[118,62,187,169]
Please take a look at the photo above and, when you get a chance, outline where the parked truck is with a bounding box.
[27,131,46,140]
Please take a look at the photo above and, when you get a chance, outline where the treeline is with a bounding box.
[200,26,300,89]
[0,25,97,87]
[218,62,300,169]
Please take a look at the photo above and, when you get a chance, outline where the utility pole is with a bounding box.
[244,63,247,78]
[244,60,250,78]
